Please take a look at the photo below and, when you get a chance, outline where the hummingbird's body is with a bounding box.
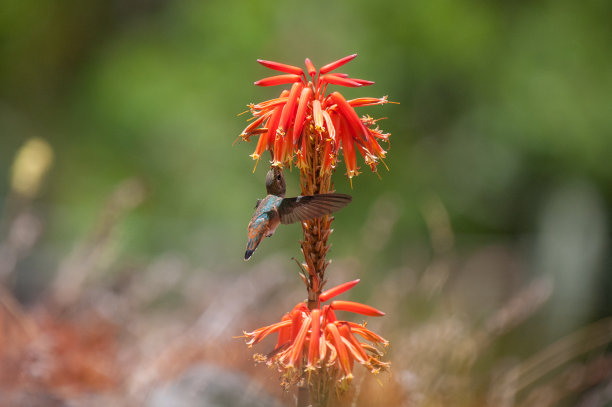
[245,167,352,260]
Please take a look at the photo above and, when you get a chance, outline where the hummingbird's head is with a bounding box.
[265,166,286,197]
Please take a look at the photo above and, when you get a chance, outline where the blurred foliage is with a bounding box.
[1,0,611,405]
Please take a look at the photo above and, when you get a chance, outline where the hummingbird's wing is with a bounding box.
[278,193,352,224]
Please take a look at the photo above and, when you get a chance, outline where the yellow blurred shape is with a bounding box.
[10,137,54,198]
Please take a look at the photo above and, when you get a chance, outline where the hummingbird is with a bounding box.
[245,167,352,260]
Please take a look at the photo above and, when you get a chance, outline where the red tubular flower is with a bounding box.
[330,300,385,317]
[350,78,375,86]
[321,111,335,141]
[250,125,269,162]
[326,323,352,378]
[288,315,311,368]
[319,53,357,74]
[277,82,303,137]
[319,279,360,302]
[339,323,370,363]
[330,92,368,138]
[276,313,292,350]
[254,74,302,87]
[340,117,359,180]
[257,59,304,75]
[244,319,292,347]
[307,309,322,369]
[293,87,312,145]
[312,100,324,133]
[242,279,389,385]
[240,114,268,142]
[304,58,317,78]
[348,96,389,107]
[327,73,349,78]
[322,304,337,324]
[238,54,392,181]
[320,138,334,176]
[320,74,363,88]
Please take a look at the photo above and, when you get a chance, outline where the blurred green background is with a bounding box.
[1,0,611,405]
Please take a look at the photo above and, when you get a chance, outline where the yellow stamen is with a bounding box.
[379,156,390,171]
[251,156,260,173]
[232,135,243,146]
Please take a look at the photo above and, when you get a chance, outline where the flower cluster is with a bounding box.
[243,279,389,386]
[239,54,391,180]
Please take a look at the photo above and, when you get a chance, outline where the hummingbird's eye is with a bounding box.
[277,175,282,180]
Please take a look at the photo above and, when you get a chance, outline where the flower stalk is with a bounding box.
[298,122,334,311]
[239,54,392,406]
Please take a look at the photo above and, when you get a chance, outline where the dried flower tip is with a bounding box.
[253,353,268,363]
[257,59,304,75]
[360,343,385,357]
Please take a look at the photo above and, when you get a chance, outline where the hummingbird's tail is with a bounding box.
[244,233,264,261]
